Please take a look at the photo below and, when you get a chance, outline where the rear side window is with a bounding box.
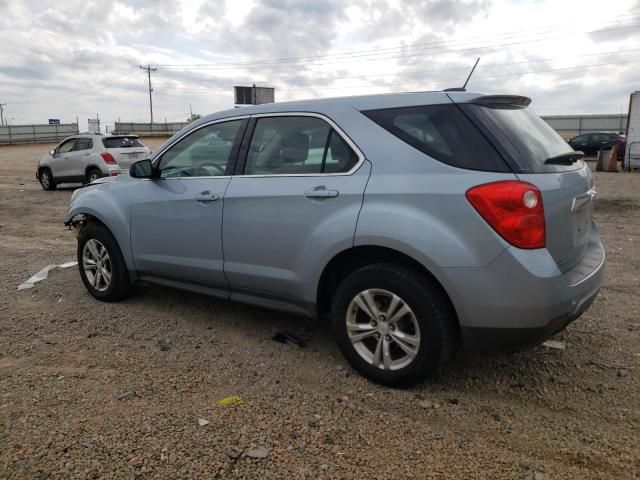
[103,136,144,148]
[362,104,509,172]
[244,116,359,175]
[590,133,609,143]
[74,138,93,151]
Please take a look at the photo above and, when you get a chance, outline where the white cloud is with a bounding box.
[0,0,639,129]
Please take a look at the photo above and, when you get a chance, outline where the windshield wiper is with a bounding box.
[545,151,584,165]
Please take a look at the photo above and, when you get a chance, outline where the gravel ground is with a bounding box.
[1,141,639,479]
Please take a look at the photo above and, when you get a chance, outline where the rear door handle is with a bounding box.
[194,191,219,203]
[305,186,339,199]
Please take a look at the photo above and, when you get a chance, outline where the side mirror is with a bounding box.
[129,158,155,179]
[49,150,55,156]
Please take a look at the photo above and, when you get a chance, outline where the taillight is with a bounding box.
[100,152,117,165]
[466,181,545,249]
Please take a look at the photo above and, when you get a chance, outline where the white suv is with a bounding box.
[36,134,150,190]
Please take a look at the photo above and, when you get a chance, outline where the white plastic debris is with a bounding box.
[198,418,210,426]
[542,340,566,350]
[17,261,78,290]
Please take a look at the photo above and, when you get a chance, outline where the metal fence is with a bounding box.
[114,122,189,137]
[0,123,79,145]
[541,114,628,139]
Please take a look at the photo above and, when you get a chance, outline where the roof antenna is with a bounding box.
[444,57,480,92]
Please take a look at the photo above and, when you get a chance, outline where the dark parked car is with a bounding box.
[568,132,625,160]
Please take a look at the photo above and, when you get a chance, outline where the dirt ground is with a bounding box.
[0,141,638,480]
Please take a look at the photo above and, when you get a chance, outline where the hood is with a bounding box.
[89,175,123,186]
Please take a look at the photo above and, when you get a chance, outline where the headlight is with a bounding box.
[70,188,80,203]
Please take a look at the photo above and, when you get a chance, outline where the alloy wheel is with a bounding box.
[82,239,112,292]
[346,289,421,371]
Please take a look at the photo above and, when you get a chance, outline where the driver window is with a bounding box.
[158,120,242,178]
[57,139,75,154]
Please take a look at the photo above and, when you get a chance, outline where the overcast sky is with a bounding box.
[1,0,639,130]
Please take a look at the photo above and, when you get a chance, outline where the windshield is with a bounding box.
[470,105,581,173]
[103,136,145,149]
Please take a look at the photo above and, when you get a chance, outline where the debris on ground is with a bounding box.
[197,418,210,426]
[17,261,77,290]
[542,340,566,350]
[272,332,307,347]
[217,395,244,407]
[245,446,271,459]
[117,391,136,401]
[226,448,243,459]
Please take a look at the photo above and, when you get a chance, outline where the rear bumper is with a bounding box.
[460,283,599,351]
[436,222,605,351]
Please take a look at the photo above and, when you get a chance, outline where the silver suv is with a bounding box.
[37,134,150,190]
[64,92,604,386]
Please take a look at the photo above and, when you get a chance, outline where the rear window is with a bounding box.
[102,136,144,149]
[362,104,509,172]
[465,104,582,173]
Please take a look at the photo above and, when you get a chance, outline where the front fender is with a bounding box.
[64,185,134,272]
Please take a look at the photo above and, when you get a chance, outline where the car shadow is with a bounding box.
[122,282,565,390]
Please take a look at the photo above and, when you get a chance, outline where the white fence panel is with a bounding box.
[0,123,79,145]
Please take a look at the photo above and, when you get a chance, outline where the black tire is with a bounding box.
[77,222,132,302]
[331,263,455,388]
[39,168,56,191]
[86,168,102,184]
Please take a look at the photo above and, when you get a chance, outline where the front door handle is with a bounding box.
[194,191,219,203]
[305,186,339,199]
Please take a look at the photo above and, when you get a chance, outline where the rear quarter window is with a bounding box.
[103,137,145,149]
[362,104,509,172]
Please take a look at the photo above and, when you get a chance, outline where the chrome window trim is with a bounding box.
[153,176,233,181]
[238,112,365,178]
[151,115,250,178]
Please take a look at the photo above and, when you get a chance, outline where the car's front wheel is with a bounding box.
[39,168,56,191]
[331,263,455,387]
[77,222,132,301]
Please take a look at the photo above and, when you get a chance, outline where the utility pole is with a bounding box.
[139,65,157,124]
[0,103,6,126]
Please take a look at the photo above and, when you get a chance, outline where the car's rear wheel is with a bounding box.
[86,169,102,184]
[77,222,132,302]
[331,263,455,387]
[39,168,56,191]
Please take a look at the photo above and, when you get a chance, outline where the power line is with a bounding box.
[153,50,640,94]
[276,59,640,92]
[155,58,639,95]
[269,48,640,85]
